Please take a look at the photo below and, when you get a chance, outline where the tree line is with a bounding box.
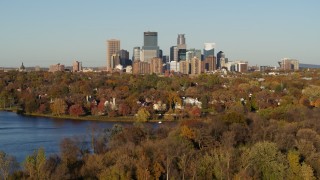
[0,69,320,179]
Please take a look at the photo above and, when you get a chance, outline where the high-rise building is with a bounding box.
[217,51,225,69]
[220,58,228,68]
[179,61,190,74]
[170,46,178,61]
[191,57,201,75]
[177,34,186,49]
[144,31,158,47]
[119,49,129,67]
[202,56,216,73]
[237,62,248,73]
[133,60,150,74]
[141,32,159,62]
[178,49,186,61]
[278,58,299,70]
[150,57,163,74]
[107,39,120,71]
[73,60,82,72]
[186,49,201,61]
[168,61,179,72]
[159,49,163,58]
[177,34,187,61]
[186,51,194,62]
[204,43,215,60]
[110,54,120,69]
[49,63,65,72]
[162,55,169,64]
[132,47,140,62]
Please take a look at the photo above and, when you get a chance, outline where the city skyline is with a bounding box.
[0,0,319,67]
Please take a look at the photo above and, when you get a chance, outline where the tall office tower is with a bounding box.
[203,43,215,60]
[177,34,186,49]
[178,49,186,61]
[119,49,129,67]
[132,47,140,62]
[170,46,178,61]
[141,32,159,62]
[177,34,187,61]
[217,51,225,69]
[107,39,120,71]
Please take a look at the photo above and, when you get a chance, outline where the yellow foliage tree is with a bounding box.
[136,108,150,122]
[50,98,67,116]
[180,125,196,140]
[286,150,315,180]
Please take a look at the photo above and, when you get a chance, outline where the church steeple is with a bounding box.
[19,62,25,72]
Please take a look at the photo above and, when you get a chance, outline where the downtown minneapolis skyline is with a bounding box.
[0,0,319,67]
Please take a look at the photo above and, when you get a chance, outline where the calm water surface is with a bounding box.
[0,111,135,162]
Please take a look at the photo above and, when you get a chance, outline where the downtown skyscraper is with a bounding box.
[106,39,120,71]
[141,32,159,62]
[203,43,215,60]
[177,34,187,61]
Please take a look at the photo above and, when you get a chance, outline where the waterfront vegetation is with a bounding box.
[1,69,320,179]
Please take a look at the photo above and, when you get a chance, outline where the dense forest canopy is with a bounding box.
[1,69,320,179]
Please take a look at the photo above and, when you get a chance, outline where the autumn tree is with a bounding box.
[24,147,46,180]
[167,91,181,111]
[0,151,19,180]
[188,106,201,117]
[286,150,315,179]
[69,104,85,117]
[302,86,320,102]
[222,111,246,124]
[241,142,286,179]
[50,98,67,116]
[118,102,131,116]
[136,108,151,122]
[59,137,87,179]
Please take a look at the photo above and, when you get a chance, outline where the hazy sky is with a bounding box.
[1,0,319,67]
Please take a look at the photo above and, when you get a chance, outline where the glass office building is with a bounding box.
[203,43,215,59]
[141,32,159,62]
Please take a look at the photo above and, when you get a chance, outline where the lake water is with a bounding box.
[0,111,135,162]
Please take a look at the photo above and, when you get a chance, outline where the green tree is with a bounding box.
[241,142,286,179]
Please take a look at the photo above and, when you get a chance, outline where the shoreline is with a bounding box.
[0,109,174,123]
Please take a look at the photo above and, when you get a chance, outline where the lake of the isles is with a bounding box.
[0,111,162,163]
